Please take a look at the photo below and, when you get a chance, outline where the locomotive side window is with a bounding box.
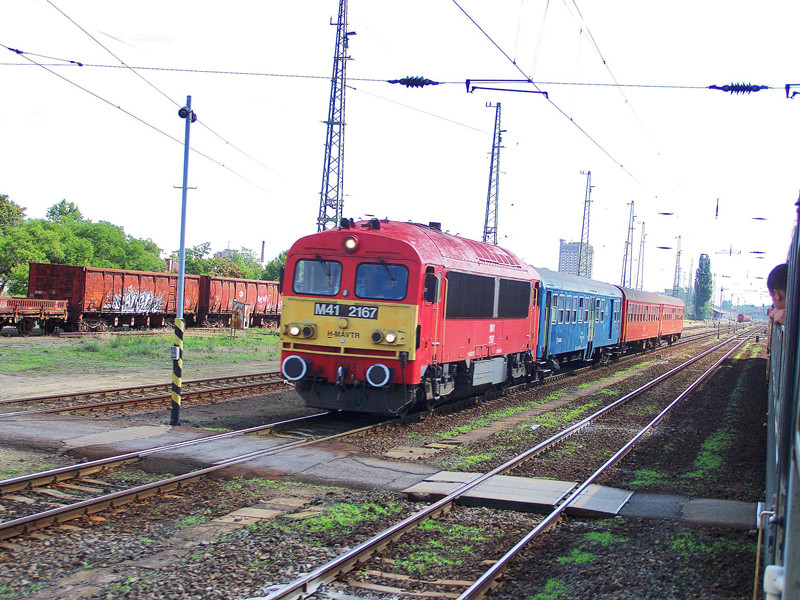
[355,263,409,301]
[293,259,342,296]
[498,278,530,318]
[445,272,494,318]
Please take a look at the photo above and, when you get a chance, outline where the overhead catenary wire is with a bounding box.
[1,44,269,194]
[1,51,781,92]
[41,2,279,177]
[450,0,639,182]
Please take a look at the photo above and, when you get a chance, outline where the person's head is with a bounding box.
[768,263,788,309]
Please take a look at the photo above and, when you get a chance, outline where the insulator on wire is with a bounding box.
[708,82,769,95]
[388,76,440,88]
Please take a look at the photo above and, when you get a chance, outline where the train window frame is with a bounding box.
[565,296,572,324]
[595,299,601,323]
[558,294,565,324]
[551,294,558,324]
[584,297,589,322]
[578,297,584,323]
[354,262,409,301]
[445,271,494,319]
[572,296,578,323]
[292,259,343,297]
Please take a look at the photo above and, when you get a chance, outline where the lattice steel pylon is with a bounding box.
[317,0,352,232]
[620,201,635,286]
[482,103,503,245]
[578,171,593,278]
[672,235,682,297]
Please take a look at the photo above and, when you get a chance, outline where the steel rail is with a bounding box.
[0,377,286,418]
[0,370,282,406]
[457,334,751,599]
[0,413,399,541]
[265,333,748,600]
[0,412,329,494]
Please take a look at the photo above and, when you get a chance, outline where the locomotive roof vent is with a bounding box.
[429,221,441,230]
[368,218,381,230]
[339,218,354,229]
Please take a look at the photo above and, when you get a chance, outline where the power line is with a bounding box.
[1,43,269,193]
[450,0,639,182]
[41,2,278,177]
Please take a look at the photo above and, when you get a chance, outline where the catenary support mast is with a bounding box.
[483,103,503,245]
[621,201,635,286]
[578,171,593,277]
[673,235,682,297]
[317,0,351,232]
[635,221,646,290]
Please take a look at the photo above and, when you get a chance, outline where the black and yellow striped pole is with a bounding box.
[171,95,196,427]
[171,318,185,425]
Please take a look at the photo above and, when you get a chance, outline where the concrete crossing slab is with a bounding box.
[405,471,634,517]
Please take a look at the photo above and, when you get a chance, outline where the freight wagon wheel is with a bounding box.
[16,319,35,337]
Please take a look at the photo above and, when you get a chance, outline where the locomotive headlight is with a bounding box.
[343,236,359,253]
[384,331,397,344]
[371,330,383,343]
[287,325,301,336]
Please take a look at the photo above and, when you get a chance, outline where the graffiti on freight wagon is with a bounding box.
[104,287,167,313]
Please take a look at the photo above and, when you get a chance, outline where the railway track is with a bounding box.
[0,411,394,541]
[264,332,750,600]
[0,371,286,417]
[0,329,741,543]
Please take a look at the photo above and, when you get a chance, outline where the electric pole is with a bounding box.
[635,221,646,290]
[672,235,682,297]
[620,201,635,287]
[317,0,353,232]
[483,103,503,245]
[578,171,593,278]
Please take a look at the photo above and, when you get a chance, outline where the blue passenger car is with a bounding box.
[534,268,623,368]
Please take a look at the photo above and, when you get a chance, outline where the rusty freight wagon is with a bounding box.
[27,263,200,331]
[198,275,281,328]
[0,296,68,335]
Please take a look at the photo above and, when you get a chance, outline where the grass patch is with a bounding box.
[526,579,570,600]
[556,548,595,565]
[301,501,402,537]
[0,330,281,375]
[629,468,668,488]
[394,521,497,575]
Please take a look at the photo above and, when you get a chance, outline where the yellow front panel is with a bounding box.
[281,296,418,360]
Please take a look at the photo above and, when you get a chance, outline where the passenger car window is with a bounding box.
[293,259,342,296]
[355,263,409,301]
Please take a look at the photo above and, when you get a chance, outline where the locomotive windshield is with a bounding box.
[293,259,342,296]
[355,262,408,301]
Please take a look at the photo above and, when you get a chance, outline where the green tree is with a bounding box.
[264,250,287,281]
[694,253,713,320]
[0,194,25,231]
[46,200,83,224]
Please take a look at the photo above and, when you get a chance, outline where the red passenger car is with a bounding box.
[198,276,281,328]
[619,287,684,350]
[27,262,200,330]
[280,220,541,415]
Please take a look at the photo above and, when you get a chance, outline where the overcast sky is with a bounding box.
[2,0,798,307]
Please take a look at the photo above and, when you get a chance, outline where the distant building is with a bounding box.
[558,239,593,277]
[215,249,237,259]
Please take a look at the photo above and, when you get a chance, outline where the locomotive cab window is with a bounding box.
[293,259,342,296]
[355,262,409,301]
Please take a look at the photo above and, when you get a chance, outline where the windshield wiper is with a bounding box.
[379,259,397,287]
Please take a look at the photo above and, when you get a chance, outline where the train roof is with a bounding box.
[533,268,623,297]
[617,286,685,307]
[289,220,540,281]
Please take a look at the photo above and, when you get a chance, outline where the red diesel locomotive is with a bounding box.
[280,219,541,415]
